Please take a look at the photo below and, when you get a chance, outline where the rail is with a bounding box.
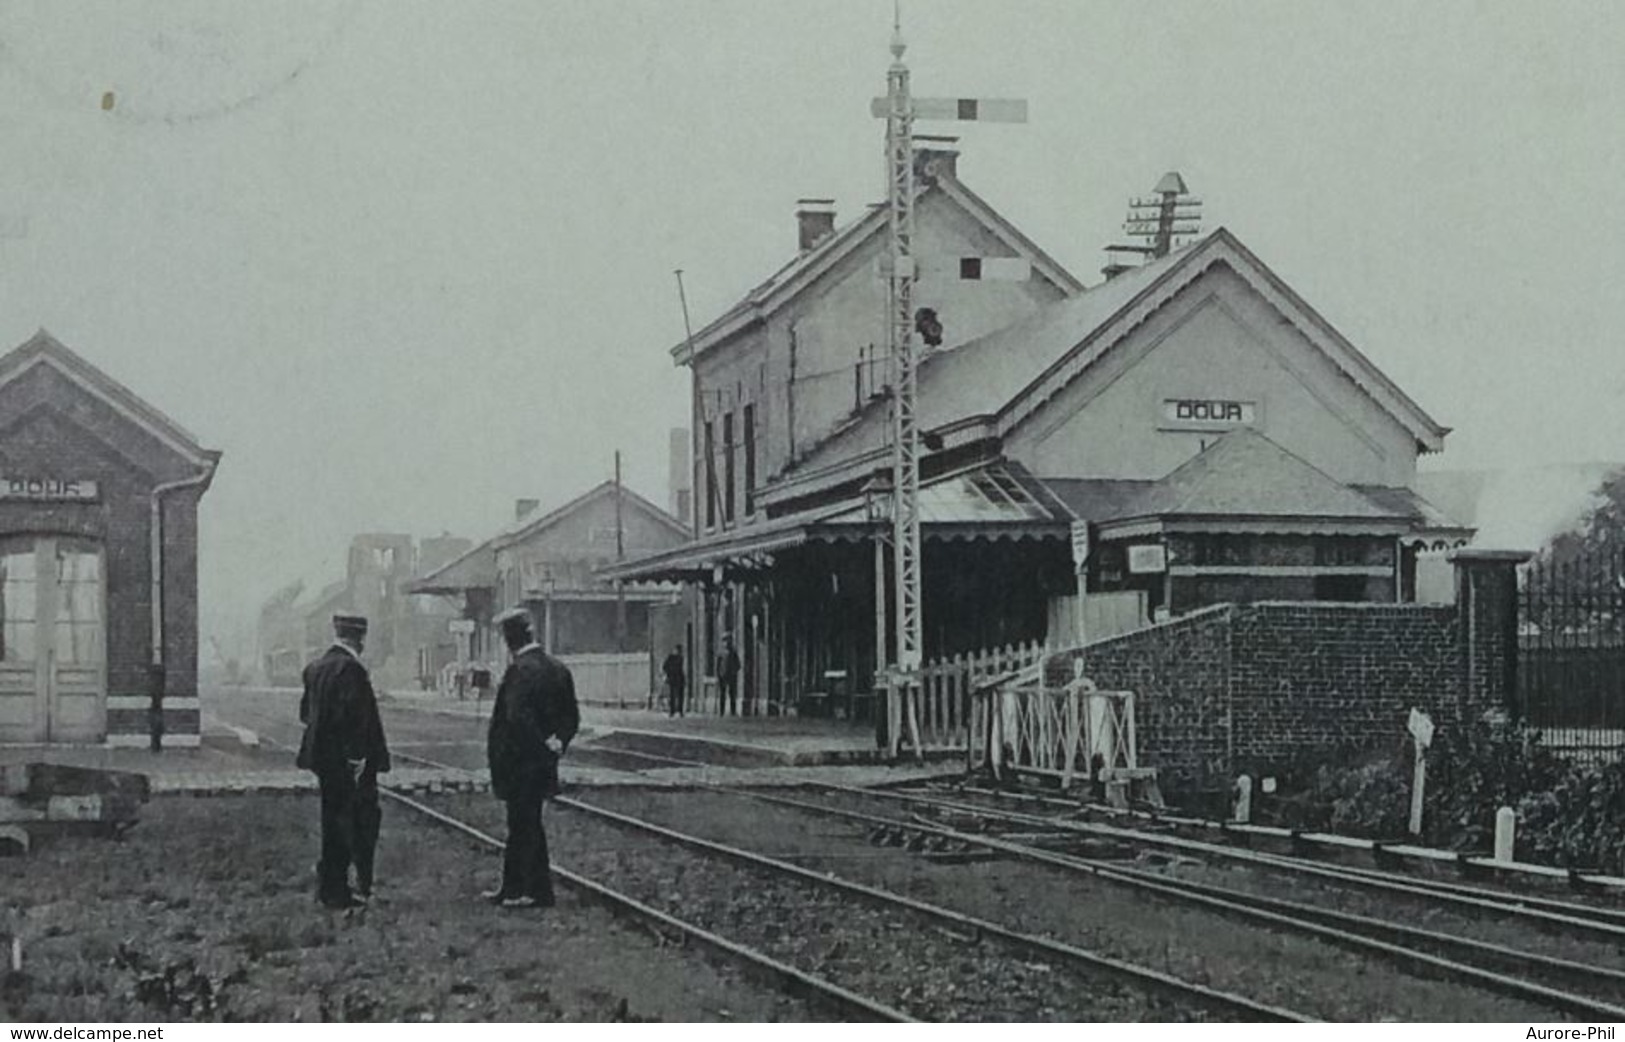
[379,788,913,1022]
[776,783,1625,1020]
[555,793,1308,1021]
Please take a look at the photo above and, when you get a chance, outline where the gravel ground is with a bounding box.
[0,794,833,1023]
[890,785,1625,977]
[461,785,1560,1022]
[429,793,1241,1022]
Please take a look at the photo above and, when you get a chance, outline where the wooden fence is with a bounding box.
[886,639,1048,757]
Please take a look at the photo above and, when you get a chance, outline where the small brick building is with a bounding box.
[0,332,219,746]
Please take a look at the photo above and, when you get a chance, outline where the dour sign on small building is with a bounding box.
[0,331,220,747]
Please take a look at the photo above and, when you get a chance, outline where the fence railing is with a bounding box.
[885,639,1048,757]
[1519,550,1625,766]
[966,657,1138,786]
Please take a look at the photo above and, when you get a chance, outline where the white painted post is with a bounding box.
[1234,775,1253,824]
[1494,806,1516,862]
[9,934,19,972]
[1406,708,1435,837]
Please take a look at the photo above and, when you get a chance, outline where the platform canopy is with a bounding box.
[597,459,1069,584]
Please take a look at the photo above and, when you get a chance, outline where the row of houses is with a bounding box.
[597,148,1476,723]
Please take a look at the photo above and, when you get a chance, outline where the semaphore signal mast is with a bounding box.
[872,6,1027,751]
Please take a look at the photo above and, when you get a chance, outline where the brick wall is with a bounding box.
[1053,606,1233,787]
[1228,603,1458,776]
[1049,599,1470,793]
[0,360,209,743]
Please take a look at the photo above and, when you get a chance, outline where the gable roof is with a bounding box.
[1112,427,1404,523]
[774,228,1451,504]
[406,481,690,595]
[495,480,689,548]
[405,539,498,595]
[671,174,1084,365]
[0,329,218,468]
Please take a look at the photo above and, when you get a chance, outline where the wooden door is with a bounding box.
[0,539,43,742]
[44,539,107,742]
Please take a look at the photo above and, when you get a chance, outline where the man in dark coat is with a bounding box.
[662,644,685,718]
[485,607,579,909]
[297,614,391,910]
[718,636,741,716]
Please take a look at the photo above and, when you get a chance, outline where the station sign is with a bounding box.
[1161,398,1257,430]
[1128,544,1167,574]
[448,620,476,635]
[1069,521,1090,571]
[0,476,99,502]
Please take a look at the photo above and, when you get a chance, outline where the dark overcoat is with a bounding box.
[487,646,580,801]
[296,645,392,776]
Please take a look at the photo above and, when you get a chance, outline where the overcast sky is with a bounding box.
[1,1,1621,656]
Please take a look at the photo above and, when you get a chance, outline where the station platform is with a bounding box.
[0,694,957,795]
[381,689,920,767]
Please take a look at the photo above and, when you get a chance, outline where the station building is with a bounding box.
[603,162,1473,716]
[0,331,219,746]
[407,480,690,703]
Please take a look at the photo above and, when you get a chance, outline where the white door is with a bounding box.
[0,537,106,743]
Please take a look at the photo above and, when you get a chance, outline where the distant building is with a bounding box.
[0,331,220,746]
[256,532,473,690]
[407,481,690,703]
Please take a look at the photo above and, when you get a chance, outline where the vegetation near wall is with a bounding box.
[1260,716,1625,872]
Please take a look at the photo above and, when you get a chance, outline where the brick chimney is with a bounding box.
[515,498,539,521]
[795,199,836,253]
[669,427,692,524]
[914,145,959,183]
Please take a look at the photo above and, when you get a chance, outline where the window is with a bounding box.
[723,411,736,524]
[743,404,756,516]
[1313,575,1366,602]
[704,419,717,529]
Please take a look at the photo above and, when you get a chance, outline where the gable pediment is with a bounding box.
[0,331,216,476]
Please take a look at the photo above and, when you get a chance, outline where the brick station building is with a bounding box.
[605,164,1476,718]
[0,332,219,746]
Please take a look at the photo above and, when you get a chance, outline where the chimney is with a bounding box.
[795,199,836,253]
[669,427,692,524]
[515,498,539,521]
[913,142,959,183]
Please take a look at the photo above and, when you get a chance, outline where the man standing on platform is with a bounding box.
[297,614,391,910]
[662,644,686,718]
[486,607,579,909]
[718,636,741,717]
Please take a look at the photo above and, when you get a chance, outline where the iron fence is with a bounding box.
[1518,550,1625,765]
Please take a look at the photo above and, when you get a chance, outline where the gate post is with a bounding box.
[1450,549,1532,722]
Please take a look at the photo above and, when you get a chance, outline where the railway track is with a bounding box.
[380,788,912,1022]
[383,752,1304,1021]
[902,783,1625,940]
[394,747,1625,1017]
[736,782,1625,1020]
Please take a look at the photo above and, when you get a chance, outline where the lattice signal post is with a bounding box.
[872,18,1027,696]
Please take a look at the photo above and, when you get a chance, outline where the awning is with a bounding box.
[598,460,1070,584]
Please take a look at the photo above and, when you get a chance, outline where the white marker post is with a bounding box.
[1407,707,1435,836]
[1494,806,1516,862]
[1234,775,1253,824]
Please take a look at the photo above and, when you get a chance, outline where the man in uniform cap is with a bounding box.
[485,606,579,908]
[297,613,391,910]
